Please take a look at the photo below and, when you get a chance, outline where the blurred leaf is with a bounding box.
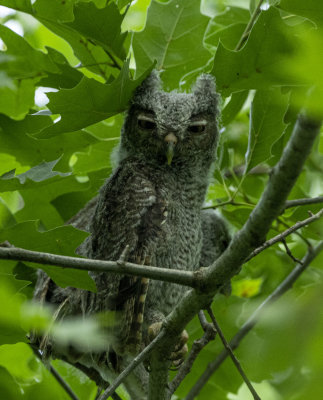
[279,0,323,28]
[132,0,211,89]
[33,0,75,23]
[35,59,153,137]
[0,221,95,290]
[245,88,289,173]
[0,366,22,400]
[0,0,32,13]
[212,8,296,96]
[232,277,263,298]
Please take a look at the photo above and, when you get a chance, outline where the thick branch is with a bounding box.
[142,114,322,399]
[246,208,323,261]
[203,115,322,290]
[185,241,323,400]
[0,246,194,287]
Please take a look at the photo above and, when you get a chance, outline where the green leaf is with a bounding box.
[33,0,75,23]
[35,60,153,137]
[0,159,71,192]
[65,1,127,60]
[38,47,83,89]
[0,24,59,79]
[245,88,289,173]
[0,113,99,170]
[0,366,22,399]
[212,7,295,96]
[132,0,211,88]
[279,0,323,28]
[205,22,246,51]
[0,80,35,120]
[221,90,249,126]
[0,221,95,290]
[0,343,41,383]
[0,0,32,13]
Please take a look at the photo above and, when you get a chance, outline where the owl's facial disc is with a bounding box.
[164,133,178,165]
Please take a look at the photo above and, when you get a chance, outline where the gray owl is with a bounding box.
[32,72,230,399]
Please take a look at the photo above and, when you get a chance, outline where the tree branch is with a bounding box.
[0,246,195,287]
[246,208,323,261]
[284,196,323,209]
[97,330,167,400]
[140,114,322,399]
[206,307,261,400]
[185,241,323,400]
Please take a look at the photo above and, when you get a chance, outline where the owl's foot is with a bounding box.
[148,322,189,368]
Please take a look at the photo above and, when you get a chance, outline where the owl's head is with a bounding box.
[120,71,220,168]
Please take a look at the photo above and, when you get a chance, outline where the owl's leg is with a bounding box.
[147,321,189,368]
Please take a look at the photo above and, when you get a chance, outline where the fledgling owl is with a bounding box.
[33,71,230,399]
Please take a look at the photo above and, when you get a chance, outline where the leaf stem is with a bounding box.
[235,0,265,51]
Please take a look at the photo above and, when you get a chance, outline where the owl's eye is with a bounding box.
[188,121,207,134]
[137,116,156,130]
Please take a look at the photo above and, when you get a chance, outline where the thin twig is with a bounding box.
[168,312,216,394]
[0,246,195,287]
[29,344,80,400]
[97,329,166,400]
[235,0,265,51]
[284,196,323,210]
[185,241,323,400]
[281,238,303,264]
[206,307,261,400]
[246,208,323,261]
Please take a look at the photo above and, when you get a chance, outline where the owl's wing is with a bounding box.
[84,164,166,350]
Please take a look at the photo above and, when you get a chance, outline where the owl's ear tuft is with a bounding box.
[133,70,161,100]
[193,74,219,114]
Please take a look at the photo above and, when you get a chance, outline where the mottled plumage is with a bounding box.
[33,72,230,399]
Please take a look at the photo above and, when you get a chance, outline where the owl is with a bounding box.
[33,71,230,399]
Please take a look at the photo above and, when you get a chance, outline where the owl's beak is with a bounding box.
[164,133,178,165]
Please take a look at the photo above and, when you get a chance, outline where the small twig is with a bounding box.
[185,241,323,400]
[206,307,261,400]
[281,238,303,264]
[97,329,166,400]
[284,196,323,210]
[235,0,265,51]
[29,344,80,400]
[117,245,130,267]
[246,208,323,261]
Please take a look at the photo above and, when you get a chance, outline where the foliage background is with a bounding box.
[0,0,322,399]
